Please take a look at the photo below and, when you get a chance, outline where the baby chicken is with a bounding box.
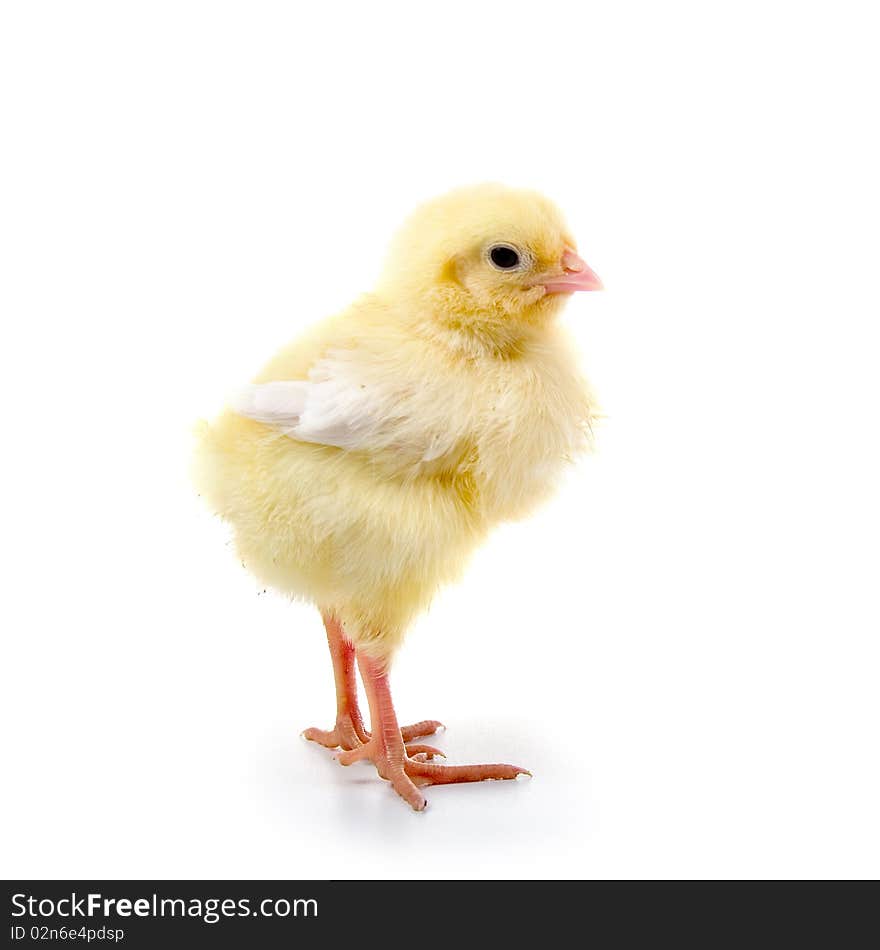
[195,184,602,810]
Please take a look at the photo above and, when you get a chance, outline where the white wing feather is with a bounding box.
[230,380,309,427]
[231,352,456,461]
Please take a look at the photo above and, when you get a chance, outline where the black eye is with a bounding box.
[489,245,521,270]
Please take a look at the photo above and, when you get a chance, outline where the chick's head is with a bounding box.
[379,184,602,334]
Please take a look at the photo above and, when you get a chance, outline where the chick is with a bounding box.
[195,184,602,810]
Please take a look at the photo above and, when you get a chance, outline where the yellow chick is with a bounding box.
[194,184,602,810]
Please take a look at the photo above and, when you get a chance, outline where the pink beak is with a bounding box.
[541,249,604,294]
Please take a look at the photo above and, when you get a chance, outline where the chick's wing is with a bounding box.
[231,348,458,463]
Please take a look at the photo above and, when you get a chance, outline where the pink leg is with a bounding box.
[302,613,368,750]
[302,612,444,752]
[338,652,530,811]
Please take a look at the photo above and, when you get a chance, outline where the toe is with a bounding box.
[337,745,371,766]
[400,719,445,741]
[302,716,365,751]
[302,726,341,748]
[405,743,446,760]
[405,760,530,785]
[390,772,428,811]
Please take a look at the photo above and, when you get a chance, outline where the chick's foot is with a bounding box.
[344,653,530,811]
[303,715,444,753]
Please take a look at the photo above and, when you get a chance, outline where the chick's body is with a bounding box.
[197,295,591,657]
[195,184,601,809]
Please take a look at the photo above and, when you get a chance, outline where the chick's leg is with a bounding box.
[302,613,368,750]
[338,653,530,811]
[302,613,443,752]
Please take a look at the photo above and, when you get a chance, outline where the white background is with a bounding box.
[2,1,878,880]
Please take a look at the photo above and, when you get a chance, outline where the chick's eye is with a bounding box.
[489,245,521,270]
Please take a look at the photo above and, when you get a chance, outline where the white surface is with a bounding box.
[1,1,878,879]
